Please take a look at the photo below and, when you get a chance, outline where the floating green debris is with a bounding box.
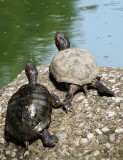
[80,5,98,11]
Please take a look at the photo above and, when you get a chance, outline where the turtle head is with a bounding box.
[25,62,38,85]
[54,32,70,51]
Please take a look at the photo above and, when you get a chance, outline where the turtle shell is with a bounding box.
[4,84,52,143]
[50,48,100,86]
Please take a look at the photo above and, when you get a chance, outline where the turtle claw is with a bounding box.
[51,93,63,109]
[83,85,88,97]
[63,99,72,113]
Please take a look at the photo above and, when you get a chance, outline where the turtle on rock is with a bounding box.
[49,32,114,112]
[4,62,61,149]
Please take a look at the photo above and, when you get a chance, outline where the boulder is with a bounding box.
[0,65,123,159]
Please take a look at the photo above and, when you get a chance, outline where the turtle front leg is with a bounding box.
[63,84,79,112]
[41,129,58,147]
[51,94,63,109]
[95,79,114,97]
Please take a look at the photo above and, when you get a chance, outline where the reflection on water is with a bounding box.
[0,0,123,88]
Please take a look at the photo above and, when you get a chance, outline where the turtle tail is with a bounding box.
[96,80,114,97]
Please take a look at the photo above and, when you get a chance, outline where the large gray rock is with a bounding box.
[0,65,123,160]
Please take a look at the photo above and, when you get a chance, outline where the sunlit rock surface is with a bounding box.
[0,65,123,160]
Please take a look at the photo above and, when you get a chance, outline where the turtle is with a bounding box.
[49,32,114,112]
[4,62,62,149]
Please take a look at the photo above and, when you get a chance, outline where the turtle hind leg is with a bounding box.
[63,84,79,112]
[95,80,114,97]
[41,129,58,147]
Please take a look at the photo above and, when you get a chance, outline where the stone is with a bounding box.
[93,150,100,156]
[11,151,16,158]
[5,150,10,155]
[108,73,114,78]
[108,79,115,83]
[58,132,67,142]
[109,133,115,141]
[115,128,123,133]
[104,142,111,149]
[80,138,88,145]
[107,111,115,117]
[76,95,85,101]
[102,127,110,133]
[95,128,103,135]
[73,138,80,146]
[87,133,94,141]
[60,145,70,156]
[0,138,5,144]
[115,97,122,103]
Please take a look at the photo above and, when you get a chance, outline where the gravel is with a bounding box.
[0,65,123,160]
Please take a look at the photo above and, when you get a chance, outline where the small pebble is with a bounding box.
[11,151,16,158]
[109,133,115,141]
[115,97,122,103]
[6,150,10,155]
[58,132,67,142]
[60,145,70,156]
[73,138,80,146]
[2,157,6,160]
[107,111,115,117]
[108,73,114,78]
[95,128,103,135]
[74,129,83,136]
[102,127,110,133]
[77,95,84,101]
[94,150,100,156]
[104,142,111,149]
[0,137,5,144]
[109,79,115,83]
[80,138,88,145]
[87,133,94,140]
[115,128,123,133]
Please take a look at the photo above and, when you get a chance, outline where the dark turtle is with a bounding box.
[4,62,61,149]
[49,32,114,112]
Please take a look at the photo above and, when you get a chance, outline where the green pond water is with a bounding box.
[0,0,123,88]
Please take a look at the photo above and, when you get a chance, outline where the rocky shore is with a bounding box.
[0,64,123,160]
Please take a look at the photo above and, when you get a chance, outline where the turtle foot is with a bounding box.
[41,129,58,147]
[96,81,114,97]
[63,99,72,113]
[51,93,63,108]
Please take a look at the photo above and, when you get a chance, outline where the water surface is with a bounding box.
[0,0,123,88]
